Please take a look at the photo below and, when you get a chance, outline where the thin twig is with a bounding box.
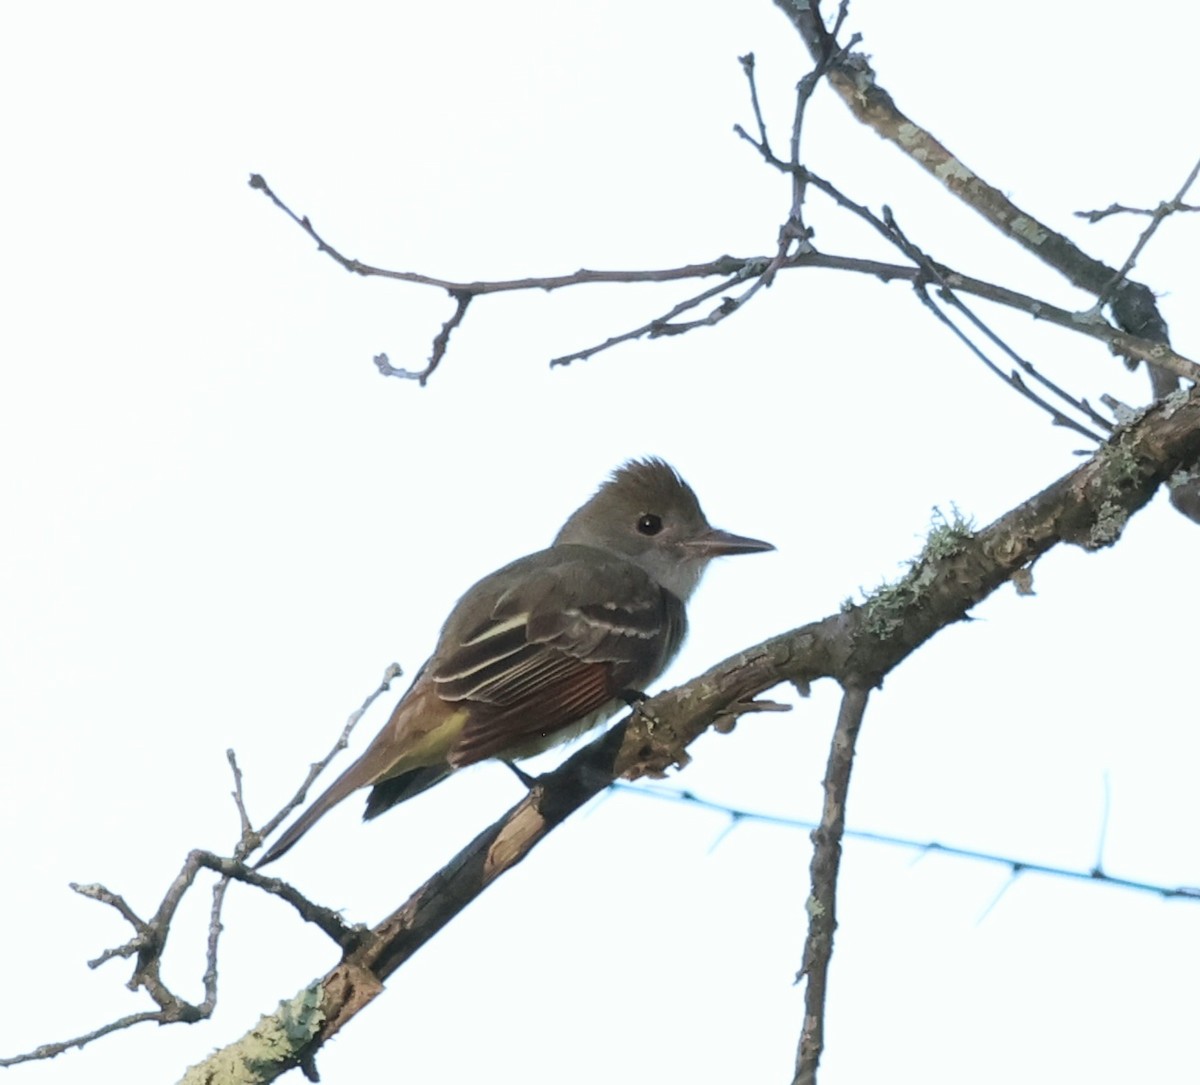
[191,854,365,949]
[199,873,231,1015]
[738,53,770,148]
[2,669,398,1068]
[249,174,748,294]
[1095,155,1200,306]
[254,662,404,849]
[915,278,1105,440]
[69,883,147,942]
[767,2,1132,306]
[882,209,1109,440]
[767,1,1198,526]
[374,292,470,385]
[925,269,1200,384]
[0,1012,170,1067]
[794,684,871,1085]
[228,749,254,841]
[764,164,1110,440]
[786,13,859,252]
[1075,200,1200,224]
[249,174,1200,385]
[797,166,1119,434]
[549,267,760,367]
[791,175,1112,437]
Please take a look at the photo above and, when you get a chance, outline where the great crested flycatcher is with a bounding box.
[256,458,772,867]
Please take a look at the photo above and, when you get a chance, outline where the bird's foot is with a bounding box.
[618,688,661,732]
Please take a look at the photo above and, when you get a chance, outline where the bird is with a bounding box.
[256,458,773,867]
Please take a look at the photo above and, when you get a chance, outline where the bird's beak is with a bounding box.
[686,527,775,558]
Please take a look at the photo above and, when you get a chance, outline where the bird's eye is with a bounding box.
[637,513,663,536]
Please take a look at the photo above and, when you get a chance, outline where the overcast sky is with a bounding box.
[2,2,1197,1083]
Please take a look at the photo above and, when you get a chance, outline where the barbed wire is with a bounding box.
[611,782,1200,903]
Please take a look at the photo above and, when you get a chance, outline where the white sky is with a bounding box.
[2,2,1197,1083]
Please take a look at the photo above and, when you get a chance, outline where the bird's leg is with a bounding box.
[502,760,538,789]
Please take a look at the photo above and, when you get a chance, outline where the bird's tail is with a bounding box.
[363,765,451,820]
[255,756,380,868]
[255,678,461,867]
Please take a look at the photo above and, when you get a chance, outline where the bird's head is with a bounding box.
[554,457,774,600]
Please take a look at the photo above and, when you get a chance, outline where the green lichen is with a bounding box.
[1009,216,1049,245]
[934,158,975,183]
[1170,462,1200,488]
[921,505,975,559]
[1082,440,1144,549]
[861,507,975,639]
[178,983,325,1084]
[1102,441,1140,487]
[1160,386,1192,419]
[1087,500,1129,548]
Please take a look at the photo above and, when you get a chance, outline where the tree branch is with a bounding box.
[248,171,1200,388]
[178,382,1200,1082]
[15,381,1199,1077]
[769,0,1200,521]
[768,2,1132,303]
[794,683,870,1085]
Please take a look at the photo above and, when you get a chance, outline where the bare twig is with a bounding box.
[254,662,404,849]
[249,173,749,294]
[793,684,870,1085]
[786,8,857,254]
[199,874,230,1017]
[808,174,1112,436]
[0,666,399,1069]
[192,854,365,949]
[1075,200,1200,223]
[740,155,1114,437]
[249,173,1200,387]
[228,749,254,841]
[0,1011,171,1067]
[70,883,148,945]
[925,269,1200,383]
[556,34,889,373]
[549,266,761,367]
[767,0,1200,524]
[882,209,1110,440]
[1094,155,1200,308]
[767,2,1132,304]
[763,152,1112,438]
[375,292,470,386]
[738,53,771,148]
